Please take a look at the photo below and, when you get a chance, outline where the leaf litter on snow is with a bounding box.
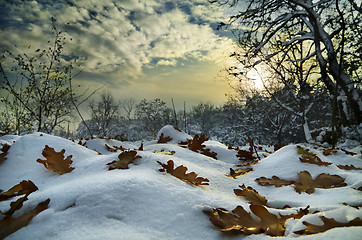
[0,127,361,239]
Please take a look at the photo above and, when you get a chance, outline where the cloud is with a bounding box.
[0,0,234,87]
[156,59,177,66]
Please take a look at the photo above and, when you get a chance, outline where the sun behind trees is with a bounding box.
[213,0,361,144]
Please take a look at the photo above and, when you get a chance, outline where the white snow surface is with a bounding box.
[0,127,361,240]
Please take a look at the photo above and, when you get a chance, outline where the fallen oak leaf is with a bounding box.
[0,180,38,202]
[157,133,173,144]
[340,148,357,156]
[250,204,285,236]
[201,148,217,159]
[235,160,259,167]
[173,126,182,132]
[206,204,308,237]
[205,206,260,234]
[138,142,143,151]
[107,150,141,170]
[256,176,295,187]
[105,144,117,152]
[153,150,175,155]
[257,171,346,194]
[294,216,362,235]
[297,145,316,157]
[299,155,331,166]
[297,145,331,166]
[337,164,362,170]
[0,198,50,239]
[236,150,256,162]
[279,206,310,221]
[2,196,28,216]
[0,144,10,165]
[187,134,208,152]
[313,173,347,189]
[294,171,316,194]
[343,203,362,209]
[36,145,74,175]
[274,144,286,152]
[234,185,268,206]
[157,160,209,186]
[322,148,338,156]
[229,168,253,179]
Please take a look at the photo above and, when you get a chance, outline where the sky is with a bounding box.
[0,0,237,110]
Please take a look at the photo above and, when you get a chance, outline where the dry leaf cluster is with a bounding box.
[297,146,331,166]
[0,181,49,239]
[256,171,346,194]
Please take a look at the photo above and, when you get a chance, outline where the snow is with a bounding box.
[1,126,361,239]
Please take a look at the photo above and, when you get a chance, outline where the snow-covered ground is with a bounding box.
[1,125,361,239]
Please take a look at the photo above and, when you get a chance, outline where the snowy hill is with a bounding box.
[0,125,361,239]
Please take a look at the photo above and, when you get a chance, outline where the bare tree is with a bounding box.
[121,98,136,120]
[135,98,171,139]
[214,0,361,124]
[0,18,77,133]
[88,92,120,136]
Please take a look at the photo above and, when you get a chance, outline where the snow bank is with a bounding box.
[0,130,361,239]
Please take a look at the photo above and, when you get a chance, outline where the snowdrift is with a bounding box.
[0,125,361,239]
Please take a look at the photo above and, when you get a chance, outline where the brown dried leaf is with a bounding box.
[340,148,357,156]
[187,134,208,152]
[297,146,331,166]
[138,142,143,151]
[0,144,10,165]
[299,155,332,166]
[173,126,182,132]
[343,203,362,209]
[107,150,141,170]
[256,176,295,187]
[201,148,217,159]
[314,173,347,189]
[229,168,253,179]
[2,196,28,216]
[234,184,268,206]
[322,148,338,156]
[36,145,74,175]
[274,144,285,152]
[158,160,209,186]
[0,198,50,239]
[279,206,310,221]
[297,145,316,157]
[105,144,117,152]
[294,171,316,194]
[294,216,362,235]
[236,150,256,162]
[0,180,38,202]
[337,164,362,170]
[235,160,259,167]
[206,204,308,237]
[206,206,260,234]
[157,133,173,144]
[153,150,175,155]
[257,171,346,194]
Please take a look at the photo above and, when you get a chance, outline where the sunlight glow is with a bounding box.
[246,68,265,90]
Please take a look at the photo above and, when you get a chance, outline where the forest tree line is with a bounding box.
[1,1,361,146]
